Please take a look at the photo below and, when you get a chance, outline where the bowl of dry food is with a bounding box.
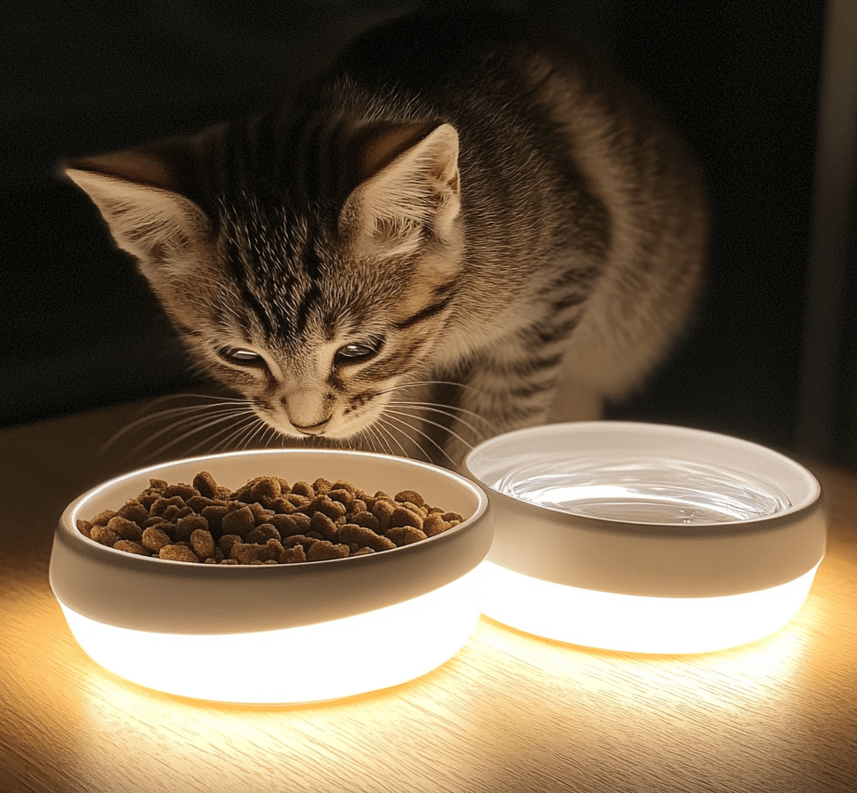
[50,448,491,703]
[465,422,826,654]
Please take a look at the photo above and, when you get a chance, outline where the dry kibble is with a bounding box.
[141,526,172,553]
[113,540,150,556]
[386,526,428,547]
[83,471,463,564]
[159,544,200,563]
[189,529,216,560]
[90,525,121,547]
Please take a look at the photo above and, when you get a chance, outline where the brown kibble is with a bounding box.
[91,509,116,526]
[351,511,380,532]
[150,495,187,518]
[291,481,315,497]
[220,504,256,538]
[192,471,219,499]
[189,529,216,560]
[372,499,396,532]
[312,477,333,494]
[339,524,396,552]
[163,482,199,500]
[141,526,173,553]
[218,534,243,556]
[113,540,150,556]
[306,540,350,561]
[107,515,144,542]
[310,511,339,541]
[395,490,425,508]
[90,525,121,547]
[76,519,93,539]
[268,513,302,537]
[246,523,281,544]
[175,513,210,542]
[117,500,150,527]
[159,544,200,563]
[423,513,446,537]
[201,505,228,534]
[90,471,461,564]
[279,544,307,563]
[386,526,428,547]
[230,541,279,564]
[389,506,423,531]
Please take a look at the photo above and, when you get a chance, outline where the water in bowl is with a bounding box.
[494,455,792,524]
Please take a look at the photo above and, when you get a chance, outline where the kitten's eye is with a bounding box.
[217,347,265,367]
[335,339,383,364]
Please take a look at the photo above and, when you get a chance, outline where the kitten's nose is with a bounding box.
[292,418,329,436]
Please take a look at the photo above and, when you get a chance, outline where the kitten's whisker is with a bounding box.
[135,408,258,461]
[100,399,255,455]
[128,405,256,455]
[375,416,429,462]
[383,407,476,454]
[386,399,493,427]
[372,419,411,459]
[178,413,261,458]
[379,411,459,467]
[386,401,487,441]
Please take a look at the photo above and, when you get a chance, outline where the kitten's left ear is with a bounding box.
[340,122,461,258]
[61,143,211,272]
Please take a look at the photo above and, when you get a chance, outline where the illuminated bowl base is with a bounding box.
[59,572,479,704]
[478,561,820,654]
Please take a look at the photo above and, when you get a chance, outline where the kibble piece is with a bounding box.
[353,546,375,556]
[250,476,282,503]
[90,509,117,527]
[389,505,424,531]
[267,514,302,538]
[218,534,243,556]
[442,512,465,523]
[230,541,279,564]
[107,515,144,542]
[201,505,228,534]
[310,512,339,541]
[220,504,256,538]
[279,544,307,564]
[339,524,396,552]
[117,500,150,527]
[175,513,210,542]
[113,540,150,556]
[386,526,428,547]
[159,544,200,563]
[76,519,93,539]
[423,513,446,537]
[189,529,216,560]
[150,495,187,518]
[90,525,121,547]
[372,499,396,532]
[312,477,333,494]
[141,526,173,553]
[291,481,315,497]
[306,540,351,561]
[246,523,281,544]
[395,490,425,508]
[192,471,219,499]
[163,482,199,500]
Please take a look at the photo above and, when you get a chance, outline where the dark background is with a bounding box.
[1,1,834,464]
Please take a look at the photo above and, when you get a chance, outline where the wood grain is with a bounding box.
[1,398,856,793]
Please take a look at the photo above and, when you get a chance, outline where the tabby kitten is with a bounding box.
[64,11,706,467]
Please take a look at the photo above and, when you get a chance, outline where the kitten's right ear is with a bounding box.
[61,148,210,269]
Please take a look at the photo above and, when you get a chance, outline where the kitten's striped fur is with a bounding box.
[64,11,706,467]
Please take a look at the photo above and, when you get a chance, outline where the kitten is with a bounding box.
[63,11,707,468]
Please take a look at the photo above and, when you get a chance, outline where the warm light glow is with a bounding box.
[59,571,479,703]
[478,561,821,654]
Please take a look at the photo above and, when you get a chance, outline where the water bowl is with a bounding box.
[465,422,825,654]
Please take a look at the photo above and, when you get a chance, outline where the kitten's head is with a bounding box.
[64,120,463,442]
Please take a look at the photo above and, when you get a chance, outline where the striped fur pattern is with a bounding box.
[64,12,707,468]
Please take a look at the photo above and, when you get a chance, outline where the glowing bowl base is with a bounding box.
[478,561,820,654]
[59,572,479,704]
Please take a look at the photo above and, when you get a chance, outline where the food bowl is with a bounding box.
[50,449,491,703]
[465,422,825,654]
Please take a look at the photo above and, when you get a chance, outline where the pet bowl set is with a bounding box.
[50,423,825,703]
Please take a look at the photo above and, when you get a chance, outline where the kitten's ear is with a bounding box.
[340,122,461,258]
[62,146,210,269]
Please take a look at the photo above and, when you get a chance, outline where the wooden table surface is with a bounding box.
[2,397,856,793]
